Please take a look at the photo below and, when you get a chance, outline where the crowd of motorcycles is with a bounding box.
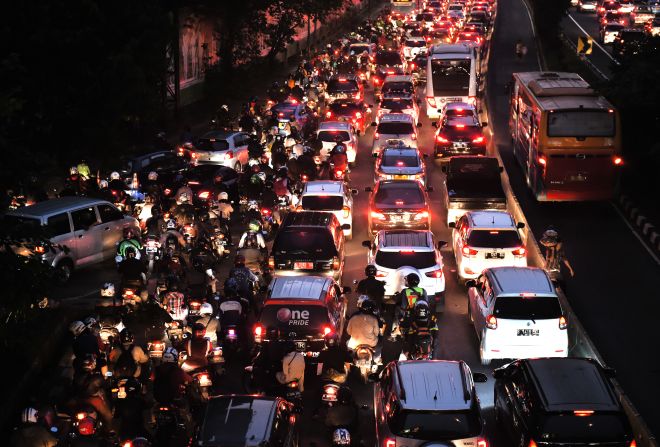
[9,9,442,447]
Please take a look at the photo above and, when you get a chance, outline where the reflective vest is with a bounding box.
[403,287,425,309]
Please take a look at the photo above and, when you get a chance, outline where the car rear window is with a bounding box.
[405,39,427,47]
[494,296,562,319]
[541,414,628,443]
[273,228,337,257]
[327,79,359,93]
[377,122,415,135]
[467,230,521,248]
[375,250,436,269]
[197,139,229,152]
[382,82,414,96]
[318,130,351,143]
[301,195,344,211]
[390,410,481,440]
[374,183,425,207]
[329,102,362,115]
[382,153,419,167]
[375,52,402,66]
[260,304,330,331]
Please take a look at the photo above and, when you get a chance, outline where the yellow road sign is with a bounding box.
[577,36,593,55]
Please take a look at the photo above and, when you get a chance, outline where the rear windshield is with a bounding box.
[390,410,481,440]
[327,79,359,92]
[273,228,336,257]
[301,195,344,211]
[467,230,521,248]
[405,40,427,47]
[547,110,616,138]
[329,102,362,115]
[197,139,229,152]
[260,305,330,331]
[318,130,351,143]
[375,52,402,66]
[494,296,562,319]
[541,414,628,443]
[374,183,425,207]
[377,122,414,135]
[415,13,435,21]
[450,159,500,177]
[375,250,436,269]
[382,82,414,95]
[382,153,419,167]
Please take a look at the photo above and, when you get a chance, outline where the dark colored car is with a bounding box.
[196,395,299,447]
[324,100,372,134]
[373,51,404,88]
[613,28,646,58]
[434,116,487,158]
[367,180,431,233]
[184,165,240,207]
[494,358,635,447]
[326,74,363,103]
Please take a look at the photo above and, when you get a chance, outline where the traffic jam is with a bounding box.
[4,0,641,446]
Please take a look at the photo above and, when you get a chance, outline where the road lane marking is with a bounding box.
[567,13,618,63]
[520,0,543,69]
[610,203,660,266]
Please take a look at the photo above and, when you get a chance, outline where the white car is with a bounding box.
[192,131,250,171]
[299,181,356,240]
[362,230,448,311]
[467,266,569,365]
[450,211,527,281]
[371,113,421,155]
[317,121,359,165]
[376,95,420,125]
[601,23,624,44]
[438,101,479,123]
[401,37,428,60]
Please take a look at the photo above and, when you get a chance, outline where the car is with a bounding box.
[601,22,624,43]
[448,9,466,26]
[401,36,428,60]
[380,74,415,100]
[438,101,479,122]
[269,211,348,280]
[455,30,483,46]
[120,150,184,182]
[298,181,357,240]
[325,74,363,103]
[135,151,188,187]
[254,276,349,356]
[450,210,527,280]
[372,113,421,156]
[618,0,634,14]
[3,197,139,283]
[324,100,372,135]
[192,130,250,171]
[598,0,622,17]
[447,3,466,13]
[372,51,405,88]
[374,146,427,185]
[630,4,654,24]
[494,358,635,447]
[366,180,431,234]
[433,115,488,158]
[600,11,626,26]
[646,16,660,35]
[183,165,240,207]
[270,100,315,133]
[362,230,447,308]
[406,53,428,84]
[195,395,299,447]
[466,266,568,365]
[317,121,359,165]
[376,95,419,125]
[373,360,488,447]
[414,11,437,29]
[577,0,598,12]
[612,28,646,57]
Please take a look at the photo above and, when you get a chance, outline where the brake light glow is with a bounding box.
[338,77,347,82]
[374,132,380,140]
[254,324,264,337]
[225,150,234,160]
[436,135,449,143]
[528,440,538,447]
[486,314,497,329]
[385,439,396,447]
[326,111,332,118]
[573,409,594,416]
[426,96,437,108]
[414,210,429,220]
[462,246,478,256]
[198,191,210,200]
[614,156,623,166]
[376,270,389,278]
[472,136,485,144]
[332,256,340,270]
[371,211,386,220]
[261,208,271,216]
[425,269,443,278]
[228,328,236,336]
[559,315,568,330]
[124,290,134,296]
[455,124,465,129]
[268,256,275,269]
[512,247,526,257]
[355,112,362,119]
[342,206,350,218]
[34,245,46,254]
[630,441,637,447]
[538,156,547,166]
[323,325,333,336]
[477,439,488,447]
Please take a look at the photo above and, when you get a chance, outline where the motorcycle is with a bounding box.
[147,339,166,364]
[181,222,197,247]
[210,228,230,258]
[121,285,141,312]
[410,333,434,360]
[260,207,278,237]
[144,235,162,274]
[353,345,378,383]
[153,403,192,446]
[165,320,186,349]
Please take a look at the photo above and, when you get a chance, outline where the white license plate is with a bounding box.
[453,142,468,148]
[146,246,158,253]
[295,341,307,350]
[278,122,287,129]
[390,215,402,222]
[486,251,504,259]
[517,329,540,336]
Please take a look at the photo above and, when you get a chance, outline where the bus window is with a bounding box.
[547,110,615,138]
[431,59,471,97]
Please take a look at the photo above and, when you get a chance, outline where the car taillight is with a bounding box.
[411,133,417,140]
[124,289,134,296]
[332,256,340,270]
[355,111,362,119]
[559,315,568,330]
[198,191,210,200]
[486,314,497,329]
[342,206,350,218]
[528,440,538,447]
[426,96,437,108]
[268,256,275,270]
[164,188,171,196]
[261,208,271,216]
[254,324,264,341]
[477,439,489,447]
[413,210,429,220]
[373,77,381,85]
[34,245,46,254]
[613,156,623,166]
[512,247,526,257]
[436,135,449,143]
[224,150,233,160]
[462,246,478,257]
[425,269,443,278]
[385,439,395,447]
[538,156,547,166]
[326,111,332,118]
[354,92,361,100]
[630,440,637,447]
[322,325,333,336]
[472,136,485,144]
[371,211,385,220]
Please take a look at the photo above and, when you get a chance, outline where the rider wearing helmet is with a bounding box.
[329,143,349,179]
[317,333,352,383]
[71,320,101,373]
[195,302,219,345]
[162,283,187,323]
[405,300,438,358]
[117,227,143,261]
[346,298,381,351]
[118,246,147,287]
[109,329,149,378]
[238,219,267,250]
[399,273,428,311]
[357,265,386,308]
[228,254,260,301]
[183,322,213,372]
[153,347,192,406]
[276,341,306,392]
[10,407,58,447]
[108,171,127,194]
[174,181,194,207]
[539,226,574,288]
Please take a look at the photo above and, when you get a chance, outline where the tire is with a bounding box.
[54,260,73,285]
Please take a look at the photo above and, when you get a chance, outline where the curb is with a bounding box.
[617,193,660,257]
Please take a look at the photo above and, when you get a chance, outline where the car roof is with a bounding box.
[378,230,433,249]
[199,131,235,140]
[383,75,414,83]
[405,36,426,42]
[318,121,352,131]
[6,197,109,219]
[524,358,619,412]
[377,179,423,189]
[395,361,473,411]
[466,210,515,228]
[487,267,555,295]
[303,181,345,195]
[330,74,359,81]
[202,395,277,446]
[282,211,337,227]
[379,113,415,123]
[267,276,332,301]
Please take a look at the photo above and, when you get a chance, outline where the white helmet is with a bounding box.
[293,144,304,157]
[70,166,78,175]
[218,191,228,201]
[205,268,215,278]
[69,321,86,337]
[285,136,296,148]
[99,180,108,189]
[162,347,178,363]
[247,200,259,211]
[101,282,115,297]
[356,294,371,309]
[148,171,158,181]
[332,428,351,446]
[110,171,120,180]
[178,193,189,203]
[83,316,98,328]
[248,158,260,167]
[256,172,267,182]
[166,218,177,229]
[221,104,229,111]
[200,303,214,316]
[21,407,38,424]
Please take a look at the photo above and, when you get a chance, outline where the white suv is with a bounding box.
[362,230,447,312]
[451,210,527,281]
[299,181,356,240]
[371,113,421,155]
[317,121,359,166]
[466,266,568,365]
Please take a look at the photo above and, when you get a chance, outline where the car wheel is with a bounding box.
[54,260,73,285]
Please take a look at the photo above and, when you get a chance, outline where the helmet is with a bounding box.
[360,298,376,314]
[250,174,262,185]
[166,218,177,229]
[285,136,296,148]
[293,144,304,157]
[99,180,108,189]
[332,143,346,153]
[83,316,98,329]
[248,219,261,233]
[247,200,259,211]
[205,268,215,278]
[541,227,559,246]
[193,322,206,337]
[81,354,97,372]
[405,273,420,288]
[110,171,120,180]
[200,302,213,316]
[270,126,279,135]
[101,282,115,297]
[224,277,238,295]
[284,340,297,354]
[414,300,430,320]
[70,321,86,337]
[119,329,134,345]
[256,172,267,183]
[148,171,158,181]
[324,332,339,348]
[221,104,229,112]
[183,142,194,150]
[22,407,38,424]
[365,265,377,277]
[218,191,228,201]
[163,347,178,363]
[235,254,246,266]
[333,428,352,446]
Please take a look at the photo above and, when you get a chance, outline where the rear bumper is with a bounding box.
[481,340,569,362]
[459,258,528,279]
[369,220,430,234]
[434,144,487,158]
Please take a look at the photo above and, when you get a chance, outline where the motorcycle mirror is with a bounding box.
[448,221,456,228]
[465,279,476,288]
[371,122,377,127]
[516,222,525,229]
[343,286,352,294]
[361,240,371,249]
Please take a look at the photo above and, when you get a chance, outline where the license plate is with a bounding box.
[390,215,402,222]
[517,329,540,336]
[322,393,338,402]
[394,175,408,180]
[568,174,587,182]
[446,97,461,102]
[146,246,158,253]
[486,251,504,259]
[294,262,313,270]
[295,341,307,351]
[453,142,468,149]
[387,139,404,146]
[149,351,163,358]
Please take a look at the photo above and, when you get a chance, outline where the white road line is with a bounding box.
[520,0,543,70]
[567,13,618,63]
[610,203,660,266]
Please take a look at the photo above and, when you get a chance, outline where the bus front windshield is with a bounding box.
[431,59,471,97]
[547,110,616,138]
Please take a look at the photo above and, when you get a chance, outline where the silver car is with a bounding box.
[192,131,250,172]
[371,113,422,155]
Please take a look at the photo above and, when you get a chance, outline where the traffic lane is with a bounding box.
[489,0,660,436]
[561,12,616,79]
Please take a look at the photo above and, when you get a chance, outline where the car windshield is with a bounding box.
[301,195,344,211]
[327,79,359,92]
[431,59,471,97]
[375,52,402,66]
[377,122,414,135]
[318,130,351,143]
[467,230,521,248]
[494,296,562,319]
[415,13,435,21]
[541,414,628,443]
[390,410,481,440]
[273,228,337,257]
[374,183,425,207]
[382,153,419,167]
[197,138,229,152]
[375,250,436,269]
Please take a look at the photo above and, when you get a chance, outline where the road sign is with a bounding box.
[577,36,593,55]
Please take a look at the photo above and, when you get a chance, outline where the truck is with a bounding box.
[442,156,507,225]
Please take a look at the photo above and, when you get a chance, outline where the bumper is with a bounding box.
[459,258,528,279]
[384,277,445,297]
[579,3,596,10]
[369,220,430,234]
[434,145,487,158]
[482,339,568,362]
[272,268,342,280]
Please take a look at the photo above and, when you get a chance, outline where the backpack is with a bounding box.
[114,346,137,377]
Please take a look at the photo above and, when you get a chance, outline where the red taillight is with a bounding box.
[228,328,236,336]
[354,92,361,100]
[436,135,449,143]
[323,325,333,336]
[376,270,389,278]
[613,156,623,166]
[472,136,485,144]
[486,314,497,329]
[225,150,233,160]
[410,62,416,69]
[326,111,332,118]
[164,188,171,195]
[477,439,489,447]
[355,111,362,119]
[374,132,379,140]
[462,246,478,257]
[538,156,547,166]
[190,152,198,159]
[198,191,210,200]
[254,324,263,337]
[332,256,340,270]
[528,440,538,447]
[559,315,568,330]
[124,289,134,296]
[34,245,46,254]
[426,96,437,108]
[268,256,275,269]
[261,208,271,216]
[425,269,443,278]
[455,124,465,129]
[630,440,638,447]
[373,77,381,85]
[385,439,395,447]
[512,247,526,257]
[371,211,385,220]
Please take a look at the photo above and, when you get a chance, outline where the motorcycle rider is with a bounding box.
[77,160,91,181]
[145,206,167,238]
[238,219,267,251]
[405,300,438,359]
[214,104,231,130]
[317,333,351,384]
[297,146,318,180]
[10,407,58,447]
[109,329,149,379]
[171,192,195,226]
[357,265,385,309]
[183,322,213,372]
[396,273,428,336]
[79,374,114,432]
[329,143,349,180]
[113,377,148,440]
[218,282,249,325]
[116,227,142,262]
[108,171,127,194]
[260,181,282,226]
[142,171,162,199]
[196,303,219,346]
[540,226,574,290]
[153,347,192,405]
[117,247,147,294]
[346,299,381,362]
[70,320,101,366]
[324,387,359,442]
[276,341,306,392]
[228,254,260,304]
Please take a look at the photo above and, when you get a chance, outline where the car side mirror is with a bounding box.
[371,121,377,127]
[437,241,447,249]
[465,279,477,288]
[343,286,352,294]
[431,121,437,128]
[492,368,505,379]
[481,121,488,127]
[422,153,428,158]
[416,122,423,128]
[367,372,381,382]
[341,223,351,230]
[351,188,359,195]
[372,152,379,158]
[448,221,456,228]
[365,187,372,192]
[472,372,488,383]
[516,222,525,229]
[362,240,372,249]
